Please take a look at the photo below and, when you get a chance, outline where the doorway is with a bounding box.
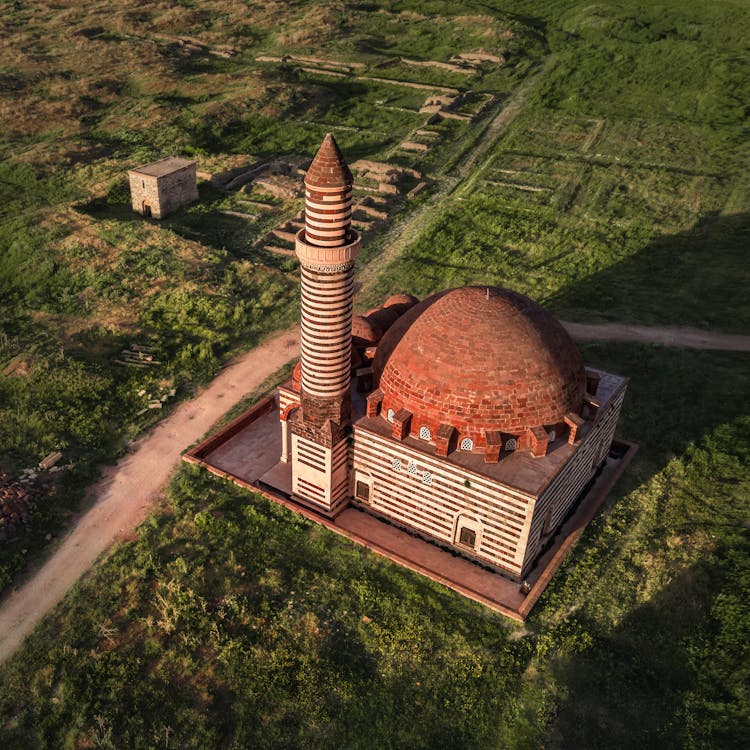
[142,201,152,217]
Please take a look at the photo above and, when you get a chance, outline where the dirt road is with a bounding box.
[1,316,747,664]
[0,327,300,664]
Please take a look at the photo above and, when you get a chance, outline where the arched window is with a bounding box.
[391,458,401,472]
[387,408,395,423]
[460,437,474,451]
[419,426,431,441]
[422,471,433,485]
[505,438,517,452]
[458,527,476,548]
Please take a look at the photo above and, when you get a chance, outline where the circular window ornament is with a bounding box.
[387,408,395,423]
[460,438,474,451]
[505,438,517,452]
[419,426,431,441]
[391,458,401,472]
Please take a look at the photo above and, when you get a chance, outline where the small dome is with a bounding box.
[373,287,586,447]
[352,315,382,344]
[366,306,401,333]
[384,293,419,309]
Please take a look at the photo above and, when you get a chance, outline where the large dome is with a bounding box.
[372,287,586,448]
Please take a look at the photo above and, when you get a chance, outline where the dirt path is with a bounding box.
[452,54,557,196]
[562,321,750,351]
[0,327,300,664]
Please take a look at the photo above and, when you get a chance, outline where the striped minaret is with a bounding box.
[290,134,361,515]
[298,133,357,400]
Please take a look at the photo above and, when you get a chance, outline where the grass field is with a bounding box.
[0,0,749,747]
[0,345,747,749]
[366,1,750,328]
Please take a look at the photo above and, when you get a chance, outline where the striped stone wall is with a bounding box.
[521,382,627,573]
[351,427,536,578]
[299,264,355,400]
[292,434,349,515]
[303,182,352,247]
[278,384,299,415]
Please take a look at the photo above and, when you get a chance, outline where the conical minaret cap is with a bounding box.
[305,133,353,189]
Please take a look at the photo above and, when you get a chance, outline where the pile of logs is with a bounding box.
[115,344,161,368]
[0,472,41,543]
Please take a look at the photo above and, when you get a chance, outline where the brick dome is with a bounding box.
[384,293,418,308]
[373,287,586,448]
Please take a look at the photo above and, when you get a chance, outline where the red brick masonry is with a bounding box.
[374,287,587,449]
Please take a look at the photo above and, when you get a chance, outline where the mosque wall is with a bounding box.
[521,380,628,574]
[351,426,537,579]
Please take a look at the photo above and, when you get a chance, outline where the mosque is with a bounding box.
[262,134,628,582]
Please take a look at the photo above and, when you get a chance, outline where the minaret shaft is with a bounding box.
[289,133,360,515]
[299,264,354,398]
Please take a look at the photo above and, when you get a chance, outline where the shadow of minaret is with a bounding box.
[546,211,749,332]
[543,538,750,749]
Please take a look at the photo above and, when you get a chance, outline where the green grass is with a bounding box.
[366,194,750,331]
[0,346,747,749]
[368,0,749,330]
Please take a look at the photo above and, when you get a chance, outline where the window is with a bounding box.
[542,507,553,535]
[355,480,370,502]
[454,514,482,551]
[422,471,432,485]
[408,460,417,475]
[548,430,556,443]
[387,408,395,423]
[505,438,517,452]
[458,527,476,548]
[391,458,401,472]
[460,437,474,451]
[591,440,604,470]
[419,426,431,440]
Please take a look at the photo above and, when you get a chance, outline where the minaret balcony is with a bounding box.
[295,229,361,269]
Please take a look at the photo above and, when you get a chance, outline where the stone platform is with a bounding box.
[184,396,637,621]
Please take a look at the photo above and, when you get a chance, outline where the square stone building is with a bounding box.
[269,134,628,582]
[128,157,198,219]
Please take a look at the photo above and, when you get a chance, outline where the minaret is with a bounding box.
[290,134,360,515]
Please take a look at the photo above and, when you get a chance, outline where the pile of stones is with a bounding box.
[0,471,41,543]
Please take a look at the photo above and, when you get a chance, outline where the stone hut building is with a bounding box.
[128,157,198,219]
